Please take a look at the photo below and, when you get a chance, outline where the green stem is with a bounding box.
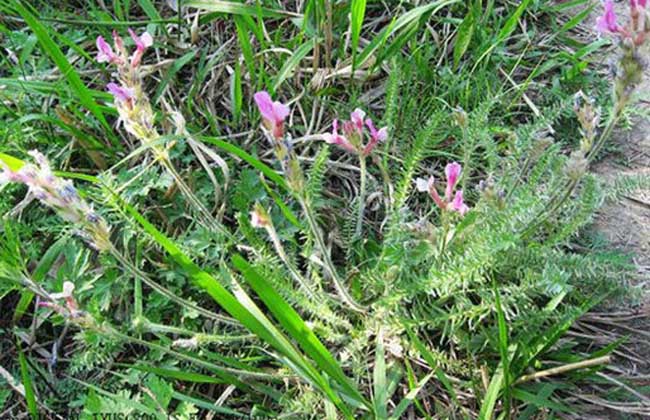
[301,199,366,313]
[265,223,319,300]
[159,157,230,237]
[140,318,254,343]
[461,124,471,194]
[108,245,238,326]
[355,155,367,239]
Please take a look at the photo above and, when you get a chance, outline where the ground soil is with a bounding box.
[566,2,650,416]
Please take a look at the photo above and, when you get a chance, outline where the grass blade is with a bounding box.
[232,254,369,409]
[272,39,315,93]
[17,346,38,419]
[389,373,433,420]
[187,0,300,18]
[350,0,366,71]
[373,328,388,419]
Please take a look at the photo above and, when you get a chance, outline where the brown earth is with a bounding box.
[563,1,650,416]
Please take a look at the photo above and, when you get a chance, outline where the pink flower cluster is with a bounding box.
[323,109,388,156]
[254,91,290,141]
[96,29,153,107]
[596,0,649,46]
[416,162,469,216]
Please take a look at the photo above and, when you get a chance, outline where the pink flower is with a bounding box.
[362,118,388,156]
[416,162,470,216]
[96,36,118,64]
[129,29,153,51]
[451,190,469,215]
[444,162,462,201]
[596,0,622,34]
[323,120,356,152]
[107,82,135,104]
[128,29,153,68]
[415,176,445,209]
[350,108,366,131]
[254,91,290,140]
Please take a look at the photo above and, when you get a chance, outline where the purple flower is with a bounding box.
[596,0,622,34]
[107,82,135,105]
[444,162,462,201]
[129,29,153,51]
[96,36,118,64]
[254,91,290,140]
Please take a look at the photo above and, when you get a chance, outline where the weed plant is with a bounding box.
[0,0,648,418]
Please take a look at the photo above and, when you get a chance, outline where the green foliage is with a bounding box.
[0,0,640,418]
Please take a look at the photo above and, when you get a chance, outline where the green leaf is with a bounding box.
[129,364,225,384]
[356,0,459,68]
[171,391,247,417]
[198,136,289,191]
[273,39,315,92]
[9,1,117,145]
[478,367,504,420]
[111,193,354,417]
[230,58,243,123]
[187,0,300,18]
[373,329,388,419]
[512,386,571,414]
[388,373,433,420]
[493,277,511,413]
[453,6,475,67]
[17,347,38,420]
[350,0,366,71]
[234,15,256,82]
[232,254,369,411]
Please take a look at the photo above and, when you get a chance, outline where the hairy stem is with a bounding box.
[355,155,367,239]
[300,199,366,313]
[108,244,238,326]
[158,157,229,237]
[265,223,319,300]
